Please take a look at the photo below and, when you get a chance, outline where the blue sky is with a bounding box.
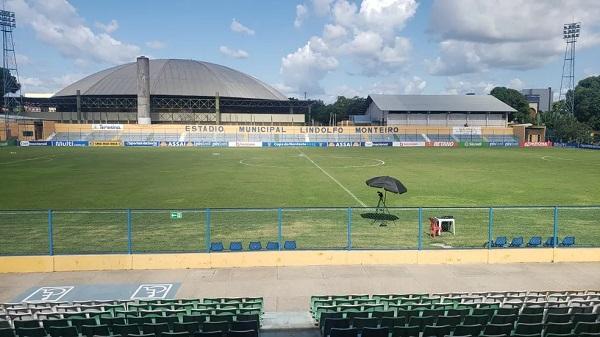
[8,0,600,102]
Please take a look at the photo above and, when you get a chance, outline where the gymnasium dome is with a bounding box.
[53,58,287,100]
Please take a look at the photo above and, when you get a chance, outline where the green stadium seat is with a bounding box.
[361,327,388,337]
[421,324,451,337]
[391,325,419,337]
[173,322,200,334]
[379,316,405,329]
[47,326,78,337]
[329,328,358,337]
[81,324,110,337]
[112,323,141,337]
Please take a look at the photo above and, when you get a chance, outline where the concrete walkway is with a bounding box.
[2,262,600,312]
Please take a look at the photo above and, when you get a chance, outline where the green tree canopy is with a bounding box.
[307,96,368,124]
[572,75,600,130]
[0,67,20,97]
[541,101,593,144]
[490,87,532,124]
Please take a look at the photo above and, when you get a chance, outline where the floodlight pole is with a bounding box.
[1,9,21,140]
[559,22,580,115]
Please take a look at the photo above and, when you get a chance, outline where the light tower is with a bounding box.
[1,9,22,140]
[559,22,580,115]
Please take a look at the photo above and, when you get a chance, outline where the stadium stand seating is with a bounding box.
[0,298,263,337]
[311,291,600,337]
[485,135,519,143]
[453,135,484,142]
[426,134,454,142]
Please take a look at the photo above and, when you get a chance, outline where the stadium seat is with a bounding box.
[322,318,350,337]
[112,323,141,337]
[229,242,243,251]
[329,328,358,337]
[173,322,200,334]
[543,237,556,247]
[283,240,297,250]
[248,242,262,251]
[452,324,482,337]
[351,317,378,329]
[210,242,224,252]
[81,324,110,337]
[14,321,40,330]
[574,322,600,334]
[379,317,406,328]
[230,321,258,332]
[47,327,78,337]
[526,236,542,247]
[421,325,451,337]
[492,236,507,247]
[265,242,279,250]
[361,327,388,337]
[391,325,419,337]
[509,236,524,247]
[560,236,575,246]
[544,322,574,335]
[163,333,192,337]
[228,330,258,337]
[202,321,229,333]
[514,323,543,335]
[0,328,15,337]
[193,332,221,337]
[15,327,47,337]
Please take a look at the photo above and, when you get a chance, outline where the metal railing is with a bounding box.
[1,206,598,256]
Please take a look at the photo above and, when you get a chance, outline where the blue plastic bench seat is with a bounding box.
[527,236,542,247]
[284,240,297,250]
[249,241,262,251]
[509,237,524,247]
[266,241,279,250]
[544,237,556,247]
[560,236,575,247]
[210,242,224,252]
[229,241,243,251]
[492,236,507,247]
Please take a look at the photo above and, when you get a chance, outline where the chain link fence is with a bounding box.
[0,206,598,255]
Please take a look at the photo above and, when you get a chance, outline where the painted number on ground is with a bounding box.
[130,283,173,299]
[22,286,74,302]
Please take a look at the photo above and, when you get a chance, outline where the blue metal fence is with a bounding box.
[0,206,598,256]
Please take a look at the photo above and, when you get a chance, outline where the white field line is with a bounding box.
[296,149,367,207]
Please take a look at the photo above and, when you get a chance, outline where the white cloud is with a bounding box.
[230,18,255,36]
[427,0,600,76]
[94,19,118,33]
[7,0,140,65]
[403,76,426,94]
[280,41,339,94]
[508,78,525,91]
[146,40,166,49]
[16,53,31,65]
[219,46,249,59]
[442,77,527,95]
[282,0,418,93]
[20,72,86,94]
[312,0,334,16]
[294,4,309,28]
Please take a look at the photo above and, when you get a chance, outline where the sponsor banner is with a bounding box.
[364,142,392,147]
[522,141,553,147]
[327,142,361,147]
[90,141,122,147]
[392,141,426,147]
[426,141,458,147]
[124,141,159,147]
[159,141,194,147]
[262,142,327,147]
[461,141,487,147]
[452,127,482,135]
[580,144,600,150]
[553,142,579,148]
[228,141,262,148]
[51,140,89,147]
[92,124,123,130]
[489,142,519,147]
[0,141,7,147]
[193,141,229,147]
[19,140,49,147]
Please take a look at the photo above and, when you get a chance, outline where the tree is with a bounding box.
[490,87,532,124]
[572,75,600,130]
[0,67,20,97]
[541,101,593,144]
[307,96,368,125]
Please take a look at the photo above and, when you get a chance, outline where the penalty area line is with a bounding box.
[296,148,367,207]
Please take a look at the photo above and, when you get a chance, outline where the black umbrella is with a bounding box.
[365,176,407,194]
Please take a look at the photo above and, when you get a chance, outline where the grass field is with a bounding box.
[0,147,599,255]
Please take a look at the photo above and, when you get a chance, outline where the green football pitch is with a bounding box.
[0,146,599,255]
